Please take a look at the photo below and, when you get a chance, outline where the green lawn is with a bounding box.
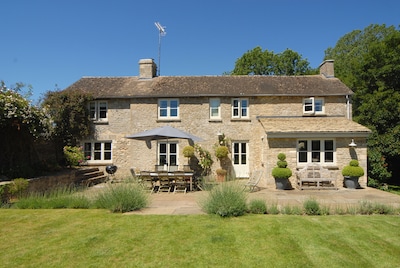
[1,210,399,267]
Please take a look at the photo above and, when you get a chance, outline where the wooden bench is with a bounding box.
[296,163,337,190]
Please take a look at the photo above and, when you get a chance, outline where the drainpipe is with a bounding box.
[346,95,350,119]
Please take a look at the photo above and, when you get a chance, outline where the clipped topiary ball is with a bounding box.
[349,160,359,167]
[277,153,286,161]
[277,160,288,168]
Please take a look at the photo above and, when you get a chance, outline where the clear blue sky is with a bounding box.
[1,0,399,102]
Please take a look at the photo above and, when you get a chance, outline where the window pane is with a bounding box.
[312,140,320,151]
[169,143,176,153]
[325,140,333,151]
[104,142,112,150]
[159,155,167,165]
[99,102,107,118]
[312,152,320,162]
[304,99,313,112]
[159,100,168,117]
[170,100,178,108]
[170,107,178,117]
[169,155,177,166]
[94,143,101,150]
[159,143,167,153]
[104,152,112,160]
[241,143,246,153]
[298,140,307,151]
[210,98,220,117]
[325,152,333,162]
[89,102,96,119]
[299,152,308,162]
[241,154,246,164]
[84,143,91,159]
[234,154,239,164]
[314,99,323,112]
[94,152,101,160]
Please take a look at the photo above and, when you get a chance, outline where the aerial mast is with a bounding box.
[154,22,166,76]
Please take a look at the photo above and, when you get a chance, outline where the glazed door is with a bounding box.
[232,142,249,178]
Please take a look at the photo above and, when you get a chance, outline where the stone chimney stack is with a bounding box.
[319,59,334,78]
[139,59,157,79]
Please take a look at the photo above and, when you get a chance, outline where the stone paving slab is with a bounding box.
[127,187,400,215]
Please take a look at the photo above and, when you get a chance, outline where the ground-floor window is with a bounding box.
[297,139,335,164]
[158,142,177,166]
[84,141,112,163]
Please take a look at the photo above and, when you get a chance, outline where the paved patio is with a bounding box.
[127,187,400,215]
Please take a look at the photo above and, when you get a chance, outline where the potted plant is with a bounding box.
[216,168,227,182]
[342,160,364,189]
[183,145,195,158]
[215,145,229,159]
[272,153,292,190]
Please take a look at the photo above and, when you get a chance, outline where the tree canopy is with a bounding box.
[43,89,93,147]
[231,46,315,75]
[325,24,400,185]
[0,81,49,178]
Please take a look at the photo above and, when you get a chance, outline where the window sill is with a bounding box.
[84,161,113,166]
[92,120,109,124]
[296,164,338,170]
[156,119,181,123]
[302,114,327,117]
[230,118,251,122]
[209,119,222,122]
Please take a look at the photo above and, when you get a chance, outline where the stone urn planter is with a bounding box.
[342,160,364,189]
[272,153,292,190]
[274,177,291,190]
[343,176,360,189]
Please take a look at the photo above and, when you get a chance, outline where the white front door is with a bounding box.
[232,141,249,178]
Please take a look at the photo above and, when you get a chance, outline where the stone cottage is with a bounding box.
[64,59,371,188]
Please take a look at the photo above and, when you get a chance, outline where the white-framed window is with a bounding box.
[303,97,324,115]
[89,101,108,121]
[84,141,112,163]
[209,98,221,119]
[297,139,335,164]
[158,99,179,119]
[158,141,178,166]
[232,98,249,118]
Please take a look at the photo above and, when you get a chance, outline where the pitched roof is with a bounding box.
[64,75,353,99]
[258,117,371,138]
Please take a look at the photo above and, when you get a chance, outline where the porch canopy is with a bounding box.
[257,117,371,138]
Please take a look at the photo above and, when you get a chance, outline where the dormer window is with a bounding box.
[303,97,324,115]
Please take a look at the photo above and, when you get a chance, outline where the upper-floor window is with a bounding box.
[84,141,112,163]
[232,98,249,119]
[158,99,179,119]
[303,97,324,115]
[89,101,108,121]
[297,139,335,165]
[209,98,221,119]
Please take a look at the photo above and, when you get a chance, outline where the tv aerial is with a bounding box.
[155,22,166,76]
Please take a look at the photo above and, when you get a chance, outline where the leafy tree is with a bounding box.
[325,24,400,185]
[0,81,49,178]
[231,46,315,75]
[43,89,93,148]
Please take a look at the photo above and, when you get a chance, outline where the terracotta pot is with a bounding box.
[216,174,226,182]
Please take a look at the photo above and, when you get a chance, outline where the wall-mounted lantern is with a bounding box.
[348,139,357,147]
